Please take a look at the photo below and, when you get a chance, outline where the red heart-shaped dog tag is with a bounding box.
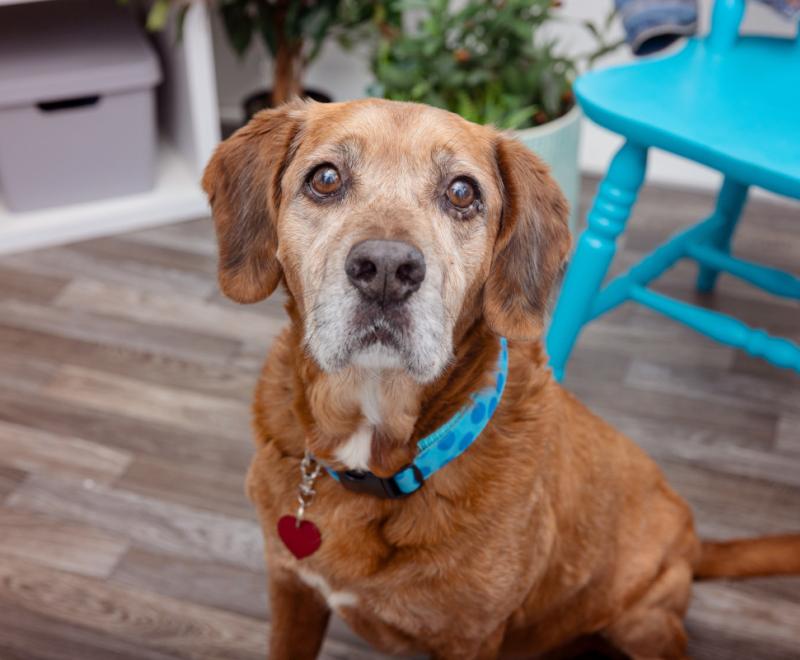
[277,515,322,559]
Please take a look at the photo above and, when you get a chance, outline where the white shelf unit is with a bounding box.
[0,0,220,255]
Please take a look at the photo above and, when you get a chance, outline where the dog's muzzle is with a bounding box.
[345,239,426,307]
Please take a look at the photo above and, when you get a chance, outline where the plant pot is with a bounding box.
[243,88,332,121]
[514,105,582,233]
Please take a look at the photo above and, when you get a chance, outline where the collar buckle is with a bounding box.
[338,464,424,499]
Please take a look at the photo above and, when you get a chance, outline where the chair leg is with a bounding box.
[695,178,749,294]
[547,141,648,381]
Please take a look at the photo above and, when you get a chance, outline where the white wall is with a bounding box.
[211,0,796,197]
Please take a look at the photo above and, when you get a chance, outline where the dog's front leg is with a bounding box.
[267,569,331,660]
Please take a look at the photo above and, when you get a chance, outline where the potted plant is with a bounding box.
[369,0,620,231]
[147,0,385,117]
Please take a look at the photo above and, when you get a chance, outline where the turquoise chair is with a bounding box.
[546,0,800,380]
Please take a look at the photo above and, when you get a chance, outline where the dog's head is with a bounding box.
[203,99,570,383]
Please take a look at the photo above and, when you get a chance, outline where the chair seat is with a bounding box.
[576,37,800,200]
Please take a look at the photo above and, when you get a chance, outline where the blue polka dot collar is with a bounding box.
[325,338,509,499]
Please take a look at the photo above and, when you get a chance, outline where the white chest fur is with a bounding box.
[296,567,358,610]
[334,372,383,470]
[334,421,373,470]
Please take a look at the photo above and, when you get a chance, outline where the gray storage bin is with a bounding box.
[0,0,162,212]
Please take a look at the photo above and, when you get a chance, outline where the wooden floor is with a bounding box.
[0,178,797,660]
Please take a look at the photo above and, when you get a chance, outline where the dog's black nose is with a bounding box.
[345,239,426,305]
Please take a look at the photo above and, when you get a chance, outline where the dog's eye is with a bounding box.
[310,165,342,196]
[446,178,476,209]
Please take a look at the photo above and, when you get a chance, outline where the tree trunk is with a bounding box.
[272,39,302,106]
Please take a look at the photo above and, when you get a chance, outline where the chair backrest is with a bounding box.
[708,0,799,53]
[708,0,746,51]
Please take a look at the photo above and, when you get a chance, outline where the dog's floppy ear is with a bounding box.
[484,135,572,341]
[201,102,304,303]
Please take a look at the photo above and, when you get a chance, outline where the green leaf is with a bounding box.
[416,78,435,94]
[501,105,537,130]
[368,0,616,125]
[221,1,255,56]
[586,38,625,68]
[582,19,600,40]
[605,8,618,31]
[302,4,336,65]
[254,3,279,57]
[146,0,170,32]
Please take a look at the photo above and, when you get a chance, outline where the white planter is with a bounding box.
[514,105,582,233]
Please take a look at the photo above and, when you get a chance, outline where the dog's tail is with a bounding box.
[694,534,800,580]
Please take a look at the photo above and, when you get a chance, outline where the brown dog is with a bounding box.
[202,98,800,660]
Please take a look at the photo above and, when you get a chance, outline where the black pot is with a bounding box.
[243,88,332,121]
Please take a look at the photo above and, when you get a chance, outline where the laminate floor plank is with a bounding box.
[0,385,254,473]
[686,580,800,660]
[42,364,253,442]
[594,412,799,488]
[569,380,778,450]
[0,556,394,660]
[0,264,69,304]
[0,322,259,401]
[0,465,27,502]
[1,244,218,299]
[775,414,800,454]
[116,455,255,520]
[0,418,132,484]
[122,218,218,257]
[111,547,268,620]
[655,457,800,538]
[70,235,217,276]
[0,298,241,368]
[111,548,381,654]
[55,278,286,348]
[0,508,128,578]
[0,600,181,660]
[731,350,800,385]
[0,555,253,660]
[7,475,264,571]
[572,310,737,371]
[0,177,796,658]
[0,348,59,393]
[624,360,800,417]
